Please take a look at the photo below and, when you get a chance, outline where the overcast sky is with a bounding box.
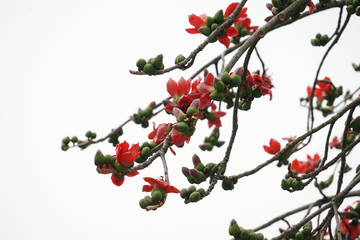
[1,1,359,240]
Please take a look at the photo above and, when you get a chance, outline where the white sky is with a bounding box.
[1,1,359,240]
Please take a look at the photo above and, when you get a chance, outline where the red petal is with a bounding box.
[269,139,281,153]
[118,152,137,167]
[188,14,205,28]
[142,185,153,192]
[305,1,316,14]
[226,27,239,37]
[167,78,179,98]
[143,177,156,187]
[217,36,230,49]
[263,145,273,155]
[177,77,190,96]
[200,93,212,109]
[186,28,200,34]
[127,171,139,177]
[111,175,125,187]
[165,186,180,194]
[197,82,214,94]
[224,3,239,18]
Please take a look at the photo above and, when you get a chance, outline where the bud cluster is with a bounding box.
[280,222,313,240]
[199,128,225,151]
[199,10,228,42]
[94,150,115,168]
[265,0,313,22]
[139,188,166,209]
[281,173,304,192]
[131,104,154,128]
[311,33,329,47]
[61,135,78,151]
[108,128,123,147]
[228,219,266,240]
[211,72,242,102]
[136,54,164,75]
[173,100,200,137]
[346,0,360,16]
[134,141,158,164]
[179,185,206,203]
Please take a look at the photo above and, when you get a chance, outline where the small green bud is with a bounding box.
[240,28,248,37]
[295,232,304,240]
[240,88,248,99]
[175,54,186,64]
[195,163,205,171]
[180,188,188,199]
[139,198,149,209]
[136,58,146,71]
[70,136,78,143]
[211,90,225,101]
[135,155,145,164]
[229,224,241,237]
[211,23,219,32]
[94,150,106,166]
[176,122,189,134]
[214,80,226,92]
[281,179,291,191]
[62,136,70,145]
[143,63,155,75]
[85,131,92,138]
[347,5,355,14]
[249,232,258,240]
[189,191,201,202]
[316,33,322,40]
[141,121,149,128]
[205,17,214,27]
[346,0,353,5]
[200,26,211,36]
[187,185,196,196]
[302,227,312,237]
[151,188,164,202]
[272,0,283,8]
[230,75,241,87]
[195,171,206,183]
[197,188,206,197]
[320,34,329,45]
[252,88,262,98]
[187,176,195,184]
[221,72,231,84]
[141,147,151,159]
[114,161,128,172]
[186,106,199,118]
[91,132,97,139]
[240,229,250,240]
[256,233,264,240]
[150,56,163,70]
[292,180,304,190]
[213,10,224,24]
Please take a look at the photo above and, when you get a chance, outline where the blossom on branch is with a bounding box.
[142,177,180,194]
[207,103,226,128]
[291,154,321,174]
[263,138,281,154]
[340,202,360,240]
[115,141,141,167]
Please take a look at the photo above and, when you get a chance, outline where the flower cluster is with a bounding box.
[186,3,257,48]
[199,127,225,151]
[340,201,360,240]
[290,154,321,174]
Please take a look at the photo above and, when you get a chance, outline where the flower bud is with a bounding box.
[143,63,155,75]
[62,136,70,145]
[192,154,201,167]
[136,58,146,71]
[189,168,200,178]
[71,136,78,143]
[240,229,250,240]
[240,88,248,99]
[151,189,163,202]
[214,79,226,92]
[350,116,360,130]
[175,54,186,64]
[150,55,163,70]
[295,232,304,240]
[229,222,241,237]
[213,10,224,23]
[186,106,199,119]
[182,166,190,177]
[197,188,206,197]
[94,150,106,166]
[281,179,290,191]
[195,163,205,172]
[211,90,225,101]
[180,188,188,199]
[205,16,214,27]
[176,122,189,134]
[199,26,211,36]
[139,198,149,209]
[272,0,282,8]
[230,74,241,87]
[141,147,151,159]
[187,185,196,196]
[189,191,201,202]
[347,5,355,14]
[221,72,231,85]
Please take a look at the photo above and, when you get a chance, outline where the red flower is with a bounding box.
[171,128,191,147]
[115,141,141,167]
[224,3,248,23]
[208,104,226,128]
[148,122,170,144]
[317,77,332,93]
[307,86,324,101]
[305,1,316,14]
[291,154,321,174]
[329,136,341,149]
[166,77,191,99]
[340,203,360,240]
[142,177,180,194]
[197,72,215,94]
[263,138,281,155]
[185,14,207,34]
[291,159,307,174]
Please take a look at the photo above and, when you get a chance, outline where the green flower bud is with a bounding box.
[151,189,163,202]
[195,163,205,171]
[249,232,258,240]
[145,107,153,117]
[216,141,225,147]
[240,229,250,240]
[135,155,145,164]
[195,171,206,183]
[141,121,149,128]
[91,132,97,139]
[211,23,219,32]
[175,54,186,64]
[197,188,206,197]
[229,223,241,237]
[199,26,211,36]
[85,131,92,138]
[187,176,195,184]
[149,141,158,149]
[139,198,149,209]
[141,147,151,159]
[214,80,226,92]
[256,233,264,240]
[94,150,106,166]
[272,0,283,8]
[222,180,232,190]
[133,114,141,124]
[180,188,188,199]
[71,136,78,143]
[189,191,201,202]
[211,90,225,101]
[281,179,291,191]
[62,136,70,145]
[311,38,321,46]
[176,122,189,134]
[110,156,116,168]
[230,74,241,87]
[239,100,251,111]
[136,58,146,71]
[143,63,155,75]
[186,106,199,118]
[240,28,248,37]
[354,0,360,8]
[346,0,353,5]
[350,116,360,130]
[240,88,248,98]
[150,56,163,70]
[292,180,304,190]
[183,126,196,137]
[221,72,231,85]
[302,227,312,237]
[252,88,262,98]
[206,162,216,170]
[320,34,329,45]
[115,161,129,172]
[187,185,196,196]
[213,10,224,24]
[104,154,112,166]
[347,5,355,14]
[295,232,304,240]
[205,17,214,27]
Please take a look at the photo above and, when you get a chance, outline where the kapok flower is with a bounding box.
[115,141,141,167]
[142,177,180,194]
[185,14,207,34]
[263,138,281,155]
[148,122,170,144]
[340,203,360,240]
[207,104,226,128]
[291,154,321,174]
[166,77,191,99]
[291,159,307,174]
[317,77,332,93]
